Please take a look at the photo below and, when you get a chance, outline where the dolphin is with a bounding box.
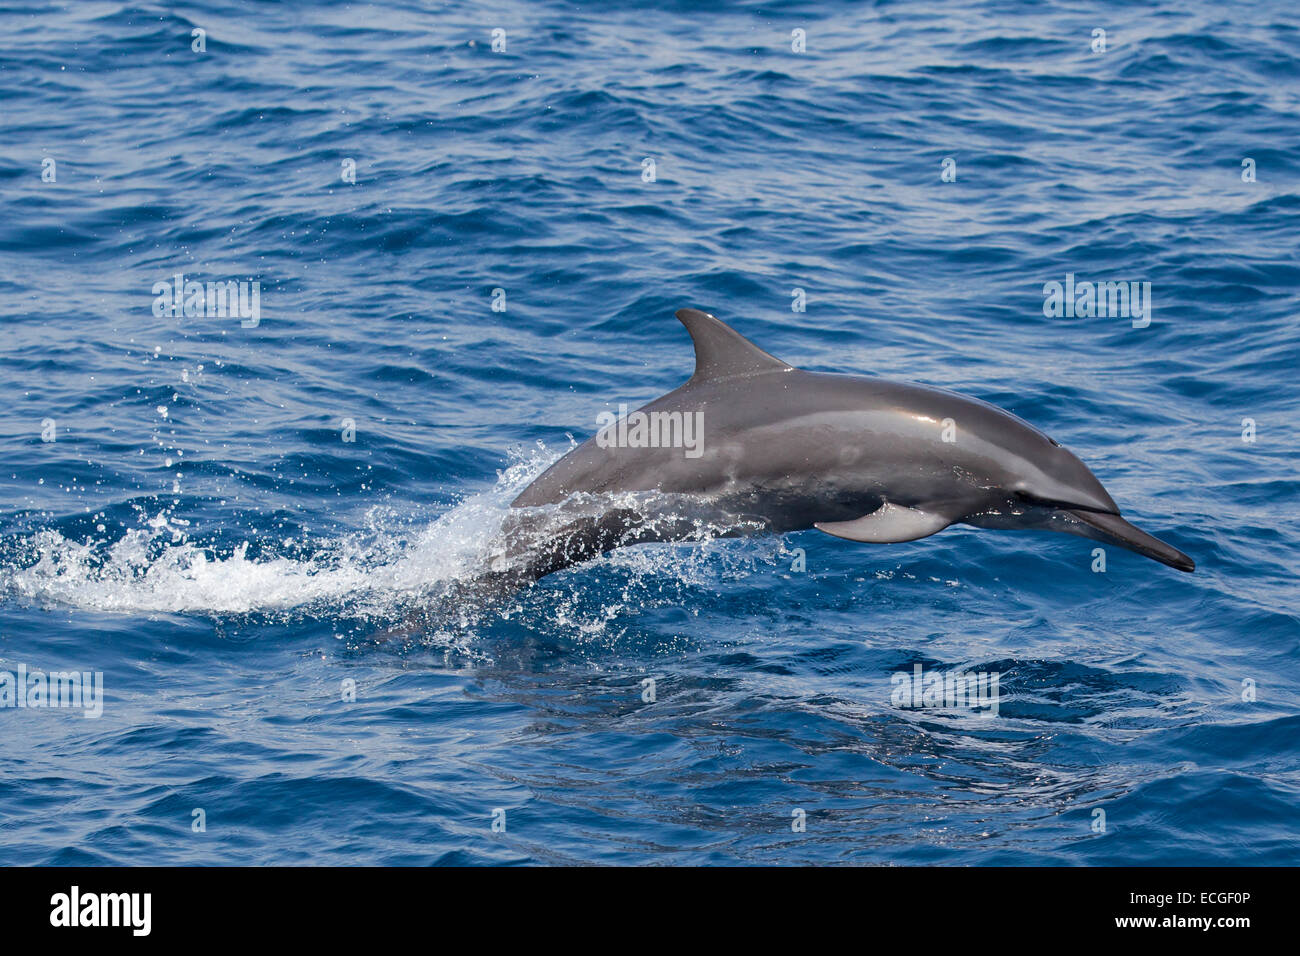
[492,308,1193,584]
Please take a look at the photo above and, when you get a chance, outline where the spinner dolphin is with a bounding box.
[492,308,1193,583]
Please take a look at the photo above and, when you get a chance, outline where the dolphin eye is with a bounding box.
[1047,437,1061,447]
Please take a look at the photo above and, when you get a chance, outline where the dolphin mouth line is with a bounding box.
[1066,509,1195,573]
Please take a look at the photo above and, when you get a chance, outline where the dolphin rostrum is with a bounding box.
[493,308,1193,585]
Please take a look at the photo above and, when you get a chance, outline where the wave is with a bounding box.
[0,448,558,618]
[0,442,783,631]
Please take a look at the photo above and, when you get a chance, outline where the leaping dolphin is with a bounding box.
[492,308,1193,584]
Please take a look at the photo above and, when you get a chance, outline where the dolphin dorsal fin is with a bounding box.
[675,308,792,383]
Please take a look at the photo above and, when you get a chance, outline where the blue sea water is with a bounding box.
[0,0,1297,866]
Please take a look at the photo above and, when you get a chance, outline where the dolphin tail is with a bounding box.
[489,508,666,584]
[1066,509,1195,572]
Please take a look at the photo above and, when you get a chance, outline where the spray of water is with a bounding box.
[0,444,780,631]
[1,448,552,618]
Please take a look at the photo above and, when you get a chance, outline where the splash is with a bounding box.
[0,444,779,625]
[1,448,555,618]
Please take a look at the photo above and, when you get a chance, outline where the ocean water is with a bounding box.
[1,0,1297,866]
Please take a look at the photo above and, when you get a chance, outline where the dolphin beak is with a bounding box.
[1066,509,1195,572]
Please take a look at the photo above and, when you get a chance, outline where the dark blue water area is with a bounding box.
[0,0,1297,865]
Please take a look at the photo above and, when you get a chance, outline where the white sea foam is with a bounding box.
[1,445,776,622]
[2,448,555,618]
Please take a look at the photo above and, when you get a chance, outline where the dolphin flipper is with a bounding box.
[814,501,952,543]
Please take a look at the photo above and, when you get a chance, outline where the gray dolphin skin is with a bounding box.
[496,308,1193,584]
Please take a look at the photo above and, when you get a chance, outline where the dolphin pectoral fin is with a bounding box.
[1066,509,1195,572]
[814,502,953,544]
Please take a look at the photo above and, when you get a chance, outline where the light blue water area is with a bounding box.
[0,0,1296,864]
